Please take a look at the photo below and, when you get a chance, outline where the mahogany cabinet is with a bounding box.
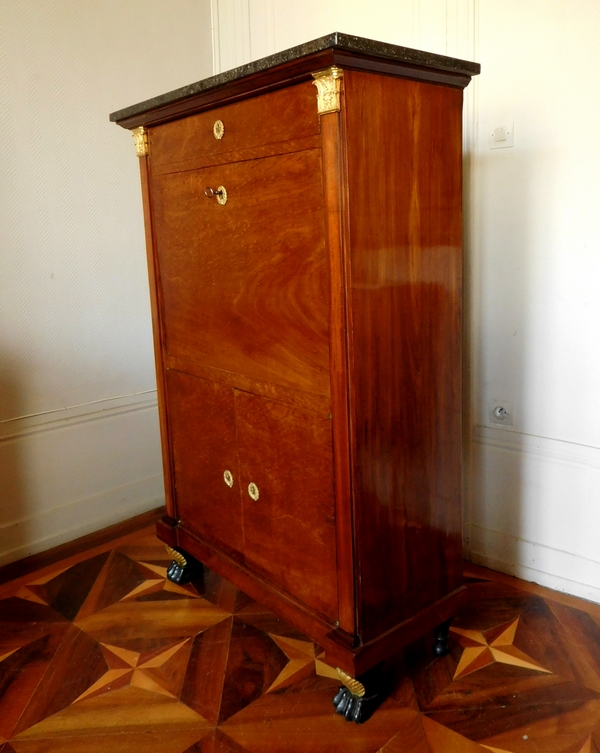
[111,33,480,722]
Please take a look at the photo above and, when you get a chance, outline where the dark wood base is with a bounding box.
[325,589,465,676]
[157,517,466,679]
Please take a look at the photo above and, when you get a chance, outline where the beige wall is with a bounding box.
[212,0,600,602]
[0,1,213,565]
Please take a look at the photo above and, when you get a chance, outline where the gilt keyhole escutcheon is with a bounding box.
[204,186,228,205]
[213,119,225,139]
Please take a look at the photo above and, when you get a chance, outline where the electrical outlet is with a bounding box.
[489,400,513,427]
[489,122,514,149]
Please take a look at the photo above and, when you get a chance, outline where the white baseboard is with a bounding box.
[0,475,163,567]
[0,392,164,567]
[468,425,600,605]
[468,522,600,604]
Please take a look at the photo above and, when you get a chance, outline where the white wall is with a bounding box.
[469,0,600,603]
[212,0,600,602]
[0,0,213,566]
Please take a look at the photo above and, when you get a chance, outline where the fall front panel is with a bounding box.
[151,150,330,397]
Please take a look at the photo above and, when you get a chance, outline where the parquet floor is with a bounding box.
[1,527,600,752]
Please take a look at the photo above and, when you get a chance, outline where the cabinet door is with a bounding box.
[234,391,339,622]
[165,369,243,557]
[151,150,330,397]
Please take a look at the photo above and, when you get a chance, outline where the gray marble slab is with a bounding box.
[110,31,480,123]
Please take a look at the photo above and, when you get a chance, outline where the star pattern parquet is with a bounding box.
[1,529,600,752]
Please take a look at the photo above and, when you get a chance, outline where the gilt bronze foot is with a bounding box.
[165,545,203,585]
[332,664,384,724]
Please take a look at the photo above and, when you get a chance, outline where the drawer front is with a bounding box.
[165,369,243,558]
[150,82,319,168]
[152,149,330,397]
[235,391,339,622]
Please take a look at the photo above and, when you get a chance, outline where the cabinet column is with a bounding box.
[136,134,176,518]
[316,69,356,637]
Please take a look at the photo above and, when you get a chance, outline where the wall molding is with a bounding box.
[211,0,221,74]
[0,391,157,443]
[473,424,600,470]
[211,0,251,74]
[461,0,480,562]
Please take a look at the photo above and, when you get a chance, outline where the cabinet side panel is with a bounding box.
[344,71,464,641]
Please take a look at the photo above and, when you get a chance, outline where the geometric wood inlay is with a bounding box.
[2,527,600,752]
[451,618,552,679]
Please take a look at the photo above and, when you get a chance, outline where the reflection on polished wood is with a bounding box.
[1,527,600,752]
[344,70,464,642]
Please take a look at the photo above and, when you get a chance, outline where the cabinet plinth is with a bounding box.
[112,34,479,698]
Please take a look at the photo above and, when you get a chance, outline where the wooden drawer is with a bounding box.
[150,81,319,168]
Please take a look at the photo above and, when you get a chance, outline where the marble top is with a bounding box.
[110,31,480,124]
